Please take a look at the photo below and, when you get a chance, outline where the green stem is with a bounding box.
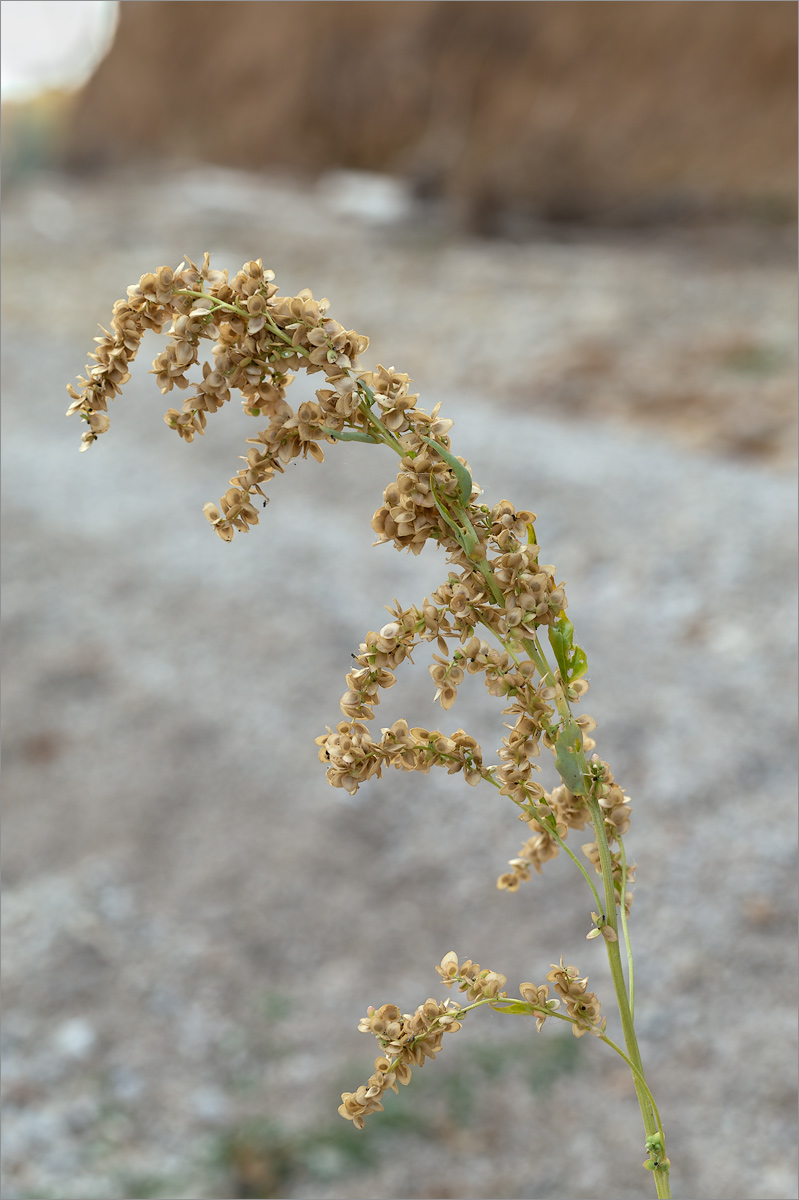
[473,555,506,606]
[174,288,247,320]
[618,834,635,1018]
[523,635,587,742]
[587,790,670,1198]
[427,478,506,606]
[473,617,561,739]
[430,551,665,1190]
[500,622,665,1189]
[357,399,406,456]
[429,474,471,545]
[494,989,669,1194]
[482,771,605,916]
[597,1032,667,1152]
[261,312,313,360]
[320,426,379,445]
[174,289,314,360]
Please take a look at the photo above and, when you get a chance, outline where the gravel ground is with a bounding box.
[2,167,797,1200]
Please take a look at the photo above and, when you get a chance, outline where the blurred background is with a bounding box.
[2,3,797,1198]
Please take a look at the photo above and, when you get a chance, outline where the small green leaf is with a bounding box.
[554,716,587,794]
[569,646,588,681]
[419,435,473,507]
[549,616,589,683]
[548,614,574,678]
[492,1002,534,1014]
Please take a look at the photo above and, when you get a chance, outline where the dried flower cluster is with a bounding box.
[434,950,508,1000]
[544,956,606,1038]
[67,256,607,855]
[68,257,669,1196]
[339,985,467,1130]
[339,948,606,1128]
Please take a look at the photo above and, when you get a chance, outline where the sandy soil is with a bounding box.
[2,166,797,1200]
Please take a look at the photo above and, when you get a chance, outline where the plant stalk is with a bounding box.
[587,791,671,1198]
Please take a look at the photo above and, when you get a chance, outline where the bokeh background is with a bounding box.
[2,3,797,1198]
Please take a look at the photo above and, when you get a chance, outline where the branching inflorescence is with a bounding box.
[67,256,671,1197]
